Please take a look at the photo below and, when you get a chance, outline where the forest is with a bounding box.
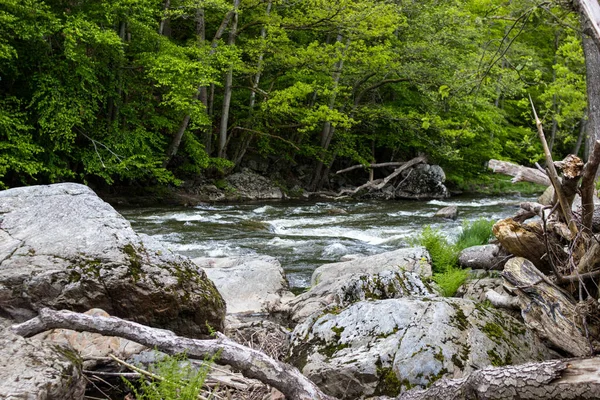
[0,0,591,191]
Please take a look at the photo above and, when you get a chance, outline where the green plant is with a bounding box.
[122,352,214,400]
[413,219,495,297]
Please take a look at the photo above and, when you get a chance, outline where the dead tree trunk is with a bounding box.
[488,159,550,186]
[11,309,335,400]
[396,357,600,400]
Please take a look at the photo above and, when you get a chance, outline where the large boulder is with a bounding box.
[395,164,449,199]
[458,244,511,270]
[192,255,295,315]
[226,170,284,200]
[289,296,554,399]
[0,329,87,399]
[288,270,437,324]
[311,247,432,286]
[0,183,225,337]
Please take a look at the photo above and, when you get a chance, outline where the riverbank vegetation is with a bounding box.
[0,1,589,191]
[414,218,495,296]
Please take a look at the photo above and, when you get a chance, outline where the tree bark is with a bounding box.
[583,32,600,163]
[502,257,594,357]
[394,357,600,400]
[11,309,335,400]
[218,0,241,159]
[488,159,550,186]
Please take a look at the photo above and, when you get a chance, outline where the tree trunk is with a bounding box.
[11,309,335,400]
[488,159,550,186]
[218,0,241,159]
[395,357,600,400]
[583,32,600,162]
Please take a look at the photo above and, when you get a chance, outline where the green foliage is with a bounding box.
[122,352,214,400]
[413,218,495,296]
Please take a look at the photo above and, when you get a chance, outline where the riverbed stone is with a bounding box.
[0,183,225,337]
[311,247,432,286]
[226,170,284,200]
[289,297,553,399]
[434,205,458,220]
[395,164,449,200]
[0,329,87,399]
[192,255,295,315]
[288,270,438,324]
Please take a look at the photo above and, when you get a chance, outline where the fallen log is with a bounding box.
[488,159,550,186]
[395,357,600,400]
[502,257,595,357]
[10,308,335,400]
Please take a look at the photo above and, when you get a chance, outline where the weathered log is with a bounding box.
[10,308,335,400]
[335,161,406,175]
[337,156,425,196]
[394,357,600,400]
[493,218,567,274]
[581,140,600,232]
[485,289,520,310]
[488,159,550,186]
[502,257,594,356]
[554,154,584,207]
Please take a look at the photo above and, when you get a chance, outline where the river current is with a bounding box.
[118,195,530,291]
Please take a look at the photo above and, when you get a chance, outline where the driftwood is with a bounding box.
[492,218,567,274]
[10,308,335,400]
[337,156,425,196]
[488,159,551,186]
[485,290,520,310]
[335,161,406,175]
[502,257,595,356]
[397,357,600,400]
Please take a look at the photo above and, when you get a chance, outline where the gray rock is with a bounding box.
[456,277,506,303]
[226,170,283,200]
[0,329,87,399]
[434,205,458,220]
[289,297,553,399]
[288,270,438,324]
[311,247,432,286]
[395,164,449,200]
[458,244,510,270]
[0,183,225,337]
[192,256,295,315]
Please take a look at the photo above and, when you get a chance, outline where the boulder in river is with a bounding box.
[311,247,432,286]
[0,183,225,337]
[192,255,295,315]
[226,169,284,200]
[395,164,449,200]
[289,296,554,399]
[434,205,458,220]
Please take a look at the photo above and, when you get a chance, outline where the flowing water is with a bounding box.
[118,195,531,291]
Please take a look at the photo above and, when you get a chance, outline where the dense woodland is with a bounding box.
[0,0,591,190]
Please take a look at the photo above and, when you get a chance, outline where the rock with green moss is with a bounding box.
[0,328,87,399]
[289,297,553,399]
[225,170,283,200]
[311,247,432,286]
[288,270,438,324]
[0,183,225,337]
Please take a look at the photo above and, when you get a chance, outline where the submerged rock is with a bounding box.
[434,205,458,220]
[311,247,432,286]
[192,255,295,315]
[0,183,225,337]
[0,329,87,399]
[289,296,553,399]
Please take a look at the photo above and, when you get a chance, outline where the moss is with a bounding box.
[374,364,403,396]
[487,348,511,367]
[321,342,349,358]
[123,243,143,282]
[449,302,469,331]
[331,326,345,337]
[433,348,445,362]
[451,344,470,370]
[482,322,506,343]
[425,367,449,387]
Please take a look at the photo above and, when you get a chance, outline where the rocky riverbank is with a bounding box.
[0,183,572,399]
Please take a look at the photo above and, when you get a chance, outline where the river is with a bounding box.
[118,195,529,291]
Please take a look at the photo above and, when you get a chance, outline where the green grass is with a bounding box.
[123,352,215,400]
[413,218,495,296]
[449,174,546,196]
